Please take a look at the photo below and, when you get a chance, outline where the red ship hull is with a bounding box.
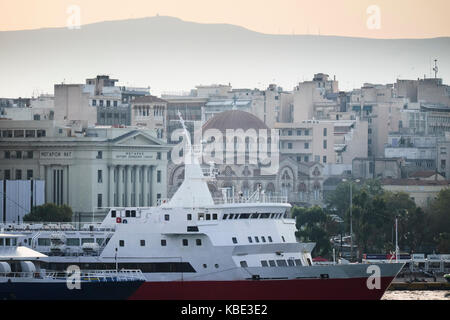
[129,276,395,300]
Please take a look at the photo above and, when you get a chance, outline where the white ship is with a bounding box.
[0,116,403,299]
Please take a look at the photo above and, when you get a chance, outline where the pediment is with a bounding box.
[113,131,163,146]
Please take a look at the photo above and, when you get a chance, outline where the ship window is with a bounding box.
[287,259,295,266]
[161,239,167,246]
[111,210,116,218]
[268,260,276,267]
[283,212,288,218]
[261,260,268,267]
[307,258,312,266]
[294,259,302,266]
[282,236,286,242]
[0,238,3,246]
[232,237,238,244]
[119,240,125,247]
[254,237,259,243]
[222,214,228,220]
[270,213,275,218]
[276,260,287,267]
[215,264,219,268]
[182,239,188,246]
[140,240,145,247]
[251,213,260,219]
[125,210,131,217]
[205,214,211,220]
[5,238,11,246]
[37,238,50,246]
[187,214,192,220]
[96,238,104,245]
[187,226,199,232]
[196,239,202,246]
[240,261,248,268]
[212,213,218,220]
[164,214,170,221]
[228,214,234,219]
[268,236,273,243]
[131,210,136,218]
[82,238,94,244]
[198,213,205,220]
[234,214,239,219]
[260,213,270,219]
[261,236,266,243]
[239,213,250,219]
[67,238,80,246]
[248,236,253,243]
[203,264,207,268]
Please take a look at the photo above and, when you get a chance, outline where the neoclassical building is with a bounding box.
[167,110,325,207]
[0,120,170,222]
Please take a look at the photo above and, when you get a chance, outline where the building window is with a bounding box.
[14,130,24,137]
[97,194,102,207]
[99,100,104,107]
[27,151,33,159]
[323,140,327,149]
[97,151,102,159]
[37,130,46,137]
[140,240,145,247]
[15,170,22,180]
[113,101,118,107]
[4,151,10,159]
[27,170,33,180]
[4,169,10,180]
[98,170,102,183]
[297,129,302,136]
[304,156,309,162]
[25,130,35,138]
[92,100,97,106]
[157,152,161,160]
[232,237,238,244]
[16,151,22,159]
[323,156,327,163]
[323,128,327,136]
[161,239,167,246]
[304,142,309,149]
[106,100,111,107]
[196,239,202,246]
[182,239,188,246]
[288,143,293,149]
[304,129,310,136]
[119,240,124,247]
[157,170,161,183]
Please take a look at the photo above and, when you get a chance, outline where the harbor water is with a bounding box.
[382,290,450,300]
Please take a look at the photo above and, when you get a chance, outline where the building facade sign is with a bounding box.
[113,151,154,160]
[40,151,73,159]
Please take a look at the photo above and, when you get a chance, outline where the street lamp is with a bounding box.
[342,178,360,262]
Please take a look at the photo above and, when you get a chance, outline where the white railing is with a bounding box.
[0,222,116,232]
[213,195,288,205]
[0,269,145,282]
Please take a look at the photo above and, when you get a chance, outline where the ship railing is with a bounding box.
[0,222,116,232]
[213,195,288,205]
[0,270,146,282]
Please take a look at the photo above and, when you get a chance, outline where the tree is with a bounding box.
[23,203,73,222]
[292,206,339,258]
[427,189,450,253]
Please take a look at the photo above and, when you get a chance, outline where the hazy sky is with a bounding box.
[1,0,449,38]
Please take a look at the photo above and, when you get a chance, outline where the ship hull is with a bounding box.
[0,281,144,300]
[129,276,395,300]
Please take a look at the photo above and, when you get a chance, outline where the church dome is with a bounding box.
[202,110,269,133]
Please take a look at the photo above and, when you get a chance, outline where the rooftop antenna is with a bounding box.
[433,59,438,78]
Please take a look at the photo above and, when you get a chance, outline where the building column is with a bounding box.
[45,165,51,203]
[143,166,149,206]
[62,166,68,205]
[126,165,132,207]
[117,165,124,207]
[109,165,115,207]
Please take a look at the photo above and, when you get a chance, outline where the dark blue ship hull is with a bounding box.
[0,281,144,300]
